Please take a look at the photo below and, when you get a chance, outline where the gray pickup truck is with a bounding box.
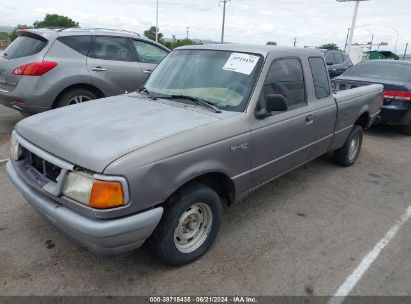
[7,45,383,266]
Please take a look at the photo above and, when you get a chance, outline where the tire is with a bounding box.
[401,125,411,135]
[54,88,97,108]
[148,183,223,266]
[333,124,363,167]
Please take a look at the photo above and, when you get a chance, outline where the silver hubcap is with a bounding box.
[174,203,213,253]
[68,95,92,105]
[348,134,360,161]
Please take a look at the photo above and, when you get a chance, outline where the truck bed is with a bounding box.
[330,84,384,150]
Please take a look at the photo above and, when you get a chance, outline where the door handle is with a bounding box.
[91,67,107,72]
[306,114,315,124]
[143,70,152,75]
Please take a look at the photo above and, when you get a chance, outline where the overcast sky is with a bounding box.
[0,0,410,53]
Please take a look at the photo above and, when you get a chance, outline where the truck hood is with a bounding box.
[16,94,224,173]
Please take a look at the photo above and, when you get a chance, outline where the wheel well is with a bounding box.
[355,112,370,129]
[167,173,235,206]
[53,84,105,108]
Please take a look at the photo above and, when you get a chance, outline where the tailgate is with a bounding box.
[0,32,50,92]
[334,84,384,130]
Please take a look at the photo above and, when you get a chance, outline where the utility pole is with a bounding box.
[220,0,230,44]
[404,43,408,61]
[155,0,159,42]
[186,27,190,40]
[293,38,297,47]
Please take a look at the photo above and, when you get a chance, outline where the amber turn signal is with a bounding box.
[89,180,124,209]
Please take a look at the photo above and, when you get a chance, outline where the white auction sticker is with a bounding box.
[222,53,260,75]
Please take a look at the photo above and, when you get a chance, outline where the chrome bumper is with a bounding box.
[6,161,163,256]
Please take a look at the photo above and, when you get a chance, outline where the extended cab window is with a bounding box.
[132,40,168,64]
[260,58,306,110]
[309,57,331,99]
[58,36,91,56]
[2,33,47,59]
[89,36,133,61]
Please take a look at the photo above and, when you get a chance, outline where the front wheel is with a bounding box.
[333,124,363,167]
[148,183,222,266]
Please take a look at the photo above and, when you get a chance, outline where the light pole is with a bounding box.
[220,0,230,44]
[337,0,370,57]
[363,28,374,51]
[344,23,371,52]
[385,26,399,54]
[155,0,159,42]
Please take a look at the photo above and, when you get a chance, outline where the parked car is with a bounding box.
[320,49,353,78]
[334,60,411,134]
[7,45,383,265]
[0,28,169,114]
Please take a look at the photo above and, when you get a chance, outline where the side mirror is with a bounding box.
[267,94,288,112]
[326,61,333,66]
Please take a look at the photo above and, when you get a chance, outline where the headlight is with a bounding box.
[10,132,22,161]
[63,170,125,209]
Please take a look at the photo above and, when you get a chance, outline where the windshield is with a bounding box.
[145,49,263,112]
[2,33,47,59]
[343,62,411,82]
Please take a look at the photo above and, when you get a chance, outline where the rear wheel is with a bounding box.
[148,183,222,266]
[333,124,363,167]
[55,88,97,108]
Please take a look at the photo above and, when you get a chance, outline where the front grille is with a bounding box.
[23,148,62,183]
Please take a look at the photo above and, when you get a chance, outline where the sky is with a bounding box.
[0,0,410,54]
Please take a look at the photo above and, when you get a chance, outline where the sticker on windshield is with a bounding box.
[222,53,260,75]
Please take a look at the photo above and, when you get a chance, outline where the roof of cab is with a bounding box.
[20,27,145,39]
[176,44,324,57]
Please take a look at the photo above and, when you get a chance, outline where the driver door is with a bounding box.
[248,58,317,189]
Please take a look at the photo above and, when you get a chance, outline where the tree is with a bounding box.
[319,43,339,51]
[163,38,195,50]
[266,41,277,45]
[0,32,9,40]
[9,24,30,41]
[33,14,79,29]
[144,26,164,43]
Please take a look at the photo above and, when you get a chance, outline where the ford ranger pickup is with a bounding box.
[7,45,383,265]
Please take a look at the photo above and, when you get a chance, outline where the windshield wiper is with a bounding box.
[138,87,157,99]
[161,94,221,113]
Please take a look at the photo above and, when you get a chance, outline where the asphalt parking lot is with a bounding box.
[0,104,410,297]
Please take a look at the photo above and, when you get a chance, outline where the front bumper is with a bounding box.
[6,161,163,256]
